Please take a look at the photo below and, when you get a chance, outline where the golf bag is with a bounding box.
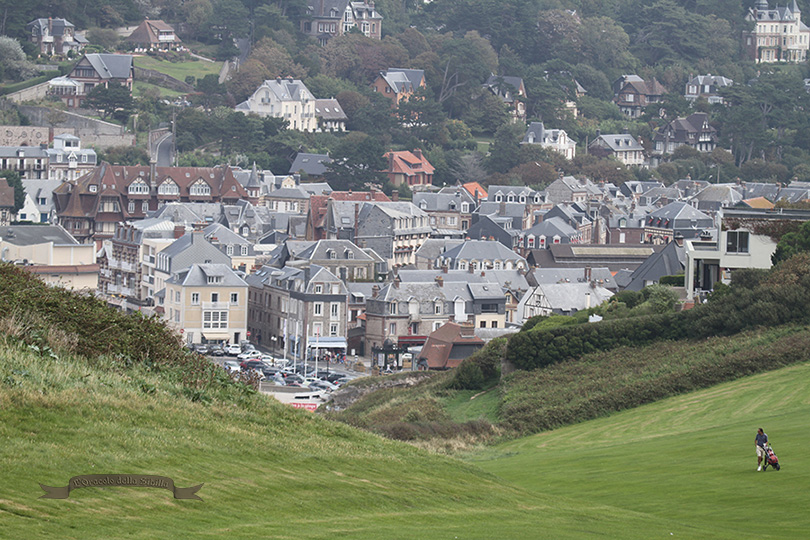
[763,444,780,471]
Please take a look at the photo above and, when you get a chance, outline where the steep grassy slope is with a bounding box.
[473,361,810,539]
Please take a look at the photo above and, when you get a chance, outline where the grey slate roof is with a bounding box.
[624,241,685,292]
[82,54,134,80]
[523,216,579,240]
[591,133,644,152]
[531,267,615,287]
[380,69,424,93]
[441,240,526,264]
[295,239,373,261]
[0,224,78,246]
[289,153,331,176]
[167,263,247,287]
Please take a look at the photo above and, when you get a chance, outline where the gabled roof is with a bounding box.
[624,241,685,292]
[378,69,425,94]
[590,133,644,152]
[420,322,485,370]
[125,19,180,45]
[384,150,434,176]
[523,216,579,239]
[167,263,247,287]
[27,18,74,36]
[0,225,78,245]
[75,54,133,80]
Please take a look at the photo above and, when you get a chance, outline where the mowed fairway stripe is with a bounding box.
[473,362,810,539]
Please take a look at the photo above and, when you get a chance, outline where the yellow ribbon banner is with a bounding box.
[39,475,203,500]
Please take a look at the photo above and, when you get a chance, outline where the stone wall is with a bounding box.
[13,105,135,149]
[4,82,51,104]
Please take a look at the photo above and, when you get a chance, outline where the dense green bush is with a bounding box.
[506,254,810,371]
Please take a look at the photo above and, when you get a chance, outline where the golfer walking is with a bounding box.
[756,428,769,471]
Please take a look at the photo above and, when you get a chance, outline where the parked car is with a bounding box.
[334,376,355,386]
[210,345,225,356]
[226,344,242,356]
[309,380,338,393]
[223,360,241,373]
[194,344,210,355]
[238,351,261,360]
[240,359,265,371]
[282,372,305,384]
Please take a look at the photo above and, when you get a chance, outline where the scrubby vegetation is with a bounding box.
[332,254,810,446]
[0,263,249,404]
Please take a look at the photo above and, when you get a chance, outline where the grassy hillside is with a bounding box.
[331,325,810,447]
[1,336,697,539]
[133,56,222,82]
[473,360,810,539]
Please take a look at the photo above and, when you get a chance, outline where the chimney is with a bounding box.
[391,189,399,202]
[468,264,474,274]
[459,321,475,337]
[480,271,485,277]
[388,150,395,171]
[150,158,157,190]
[173,225,185,239]
[372,284,380,298]
[499,199,506,214]
[435,275,443,287]
[393,275,401,288]
[413,148,422,159]
[585,292,591,309]
[674,232,684,247]
[441,262,448,273]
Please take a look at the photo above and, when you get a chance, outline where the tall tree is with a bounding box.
[1,170,25,213]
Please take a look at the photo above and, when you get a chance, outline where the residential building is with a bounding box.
[246,265,348,359]
[53,163,248,245]
[162,264,248,346]
[437,239,528,272]
[643,201,714,244]
[483,75,526,123]
[417,322,485,370]
[613,76,666,118]
[685,74,733,104]
[652,113,717,164]
[371,69,425,108]
[301,0,382,44]
[289,239,376,281]
[0,145,48,179]
[518,216,581,252]
[413,187,475,232]
[153,227,232,298]
[125,19,182,50]
[46,134,97,182]
[588,133,647,166]
[689,185,743,213]
[26,18,86,56]
[235,78,317,132]
[355,202,432,268]
[203,223,258,272]
[382,149,434,189]
[684,207,810,299]
[521,122,576,160]
[306,190,390,241]
[265,186,311,214]
[526,244,662,273]
[744,0,810,63]
[545,176,603,205]
[313,99,347,132]
[517,282,613,320]
[52,53,134,108]
[0,225,97,290]
[20,179,61,223]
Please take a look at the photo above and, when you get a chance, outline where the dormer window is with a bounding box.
[507,194,515,202]
[190,179,211,196]
[158,179,179,195]
[128,179,149,195]
[89,184,98,193]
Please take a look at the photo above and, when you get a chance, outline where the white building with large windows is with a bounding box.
[744,0,810,63]
[235,78,318,132]
[163,263,248,346]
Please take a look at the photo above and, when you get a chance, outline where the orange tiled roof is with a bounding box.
[742,197,775,209]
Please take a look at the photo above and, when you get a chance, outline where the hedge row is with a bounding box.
[506,254,810,371]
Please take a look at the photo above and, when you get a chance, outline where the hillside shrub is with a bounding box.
[506,254,810,372]
[658,274,685,286]
[446,337,505,390]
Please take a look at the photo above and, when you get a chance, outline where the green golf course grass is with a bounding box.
[472,360,810,539]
